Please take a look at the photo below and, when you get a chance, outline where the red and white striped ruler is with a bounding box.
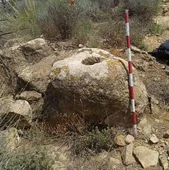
[125,9,138,136]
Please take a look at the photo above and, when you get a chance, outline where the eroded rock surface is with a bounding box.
[50,48,148,127]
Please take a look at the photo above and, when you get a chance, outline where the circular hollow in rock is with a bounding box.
[82,57,103,65]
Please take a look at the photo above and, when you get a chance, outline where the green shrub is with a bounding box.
[124,0,160,21]
[72,127,115,155]
[148,23,165,36]
[6,0,41,39]
[73,19,92,44]
[98,20,125,48]
[37,0,92,40]
[0,145,54,170]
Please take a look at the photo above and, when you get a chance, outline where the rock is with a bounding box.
[138,117,152,135]
[16,91,44,119]
[18,55,58,92]
[17,91,42,101]
[131,45,147,54]
[0,128,20,150]
[133,146,159,168]
[50,48,148,127]
[1,38,57,93]
[9,100,32,126]
[149,95,160,114]
[3,38,53,64]
[150,134,159,144]
[114,134,126,147]
[78,44,83,48]
[159,155,169,170]
[0,96,32,128]
[163,130,169,138]
[122,143,136,165]
[125,135,135,144]
[109,157,121,165]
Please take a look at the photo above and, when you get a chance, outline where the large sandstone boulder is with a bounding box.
[50,48,148,127]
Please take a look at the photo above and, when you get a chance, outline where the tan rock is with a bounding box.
[125,134,135,144]
[0,96,32,128]
[50,48,148,127]
[114,134,126,147]
[122,143,136,165]
[17,91,42,101]
[159,155,169,170]
[133,146,159,168]
[150,134,159,144]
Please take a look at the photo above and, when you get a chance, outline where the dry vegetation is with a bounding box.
[0,0,163,169]
[1,0,161,49]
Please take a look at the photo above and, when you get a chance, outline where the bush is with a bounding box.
[6,0,41,39]
[3,0,161,49]
[72,127,115,155]
[124,0,160,21]
[0,145,54,170]
[98,20,125,48]
[148,23,165,36]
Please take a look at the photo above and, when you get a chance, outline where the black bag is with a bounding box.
[149,40,169,60]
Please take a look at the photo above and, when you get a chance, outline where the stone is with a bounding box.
[16,91,44,119]
[0,128,20,150]
[1,38,57,93]
[149,95,160,114]
[150,134,159,144]
[122,143,136,165]
[50,48,148,127]
[3,38,53,64]
[133,146,159,169]
[109,157,121,165]
[78,44,83,48]
[138,117,152,135]
[163,130,169,138]
[18,55,58,92]
[159,155,169,170]
[114,134,126,147]
[0,96,32,128]
[125,135,135,144]
[17,91,42,101]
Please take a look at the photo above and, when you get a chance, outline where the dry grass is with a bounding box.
[1,0,161,49]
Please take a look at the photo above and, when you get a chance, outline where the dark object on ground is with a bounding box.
[1,0,7,8]
[149,40,169,61]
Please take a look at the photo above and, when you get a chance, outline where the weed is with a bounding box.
[148,23,165,36]
[72,127,115,155]
[0,144,54,170]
